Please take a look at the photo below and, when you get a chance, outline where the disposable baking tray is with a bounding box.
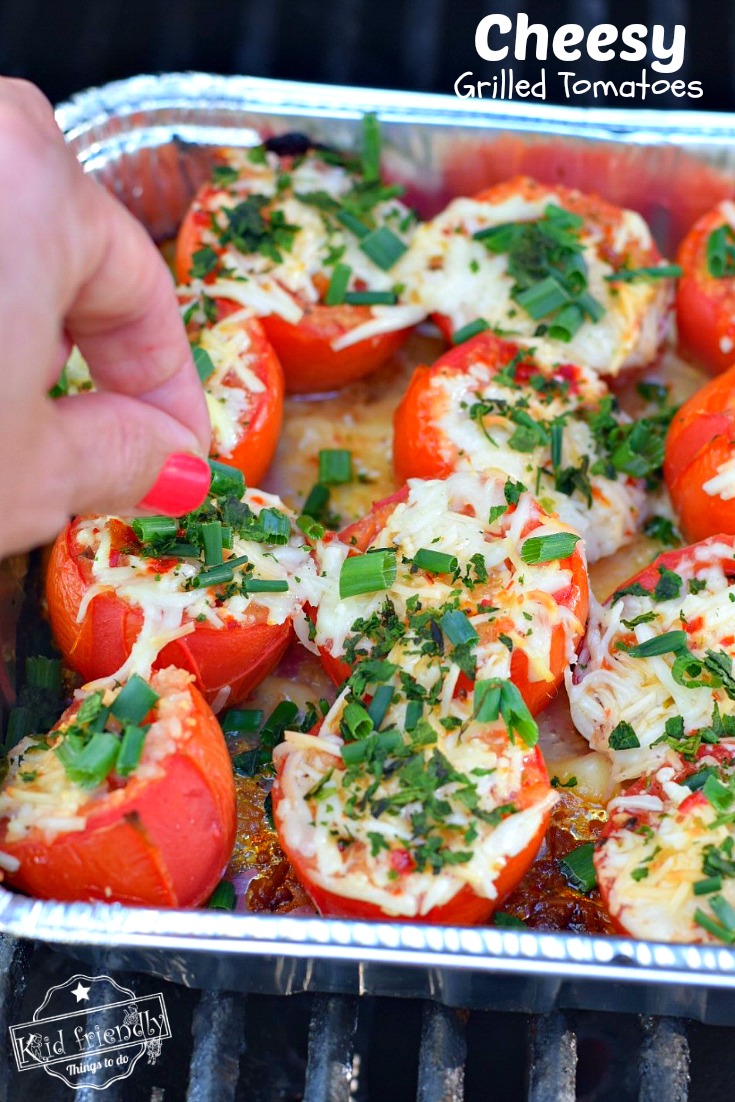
[3,72,735,1021]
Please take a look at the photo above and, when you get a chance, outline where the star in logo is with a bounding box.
[71,982,90,1003]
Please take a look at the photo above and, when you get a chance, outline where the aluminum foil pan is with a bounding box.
[4,72,735,1020]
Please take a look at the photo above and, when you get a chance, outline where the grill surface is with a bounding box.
[9,930,735,1100]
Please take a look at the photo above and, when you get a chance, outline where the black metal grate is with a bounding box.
[13,931,735,1101]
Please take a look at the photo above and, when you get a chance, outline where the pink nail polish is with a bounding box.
[137,454,211,515]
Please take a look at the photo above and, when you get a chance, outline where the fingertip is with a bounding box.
[136,453,212,516]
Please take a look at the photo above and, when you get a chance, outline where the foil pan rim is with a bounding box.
[55,70,735,143]
[0,883,732,987]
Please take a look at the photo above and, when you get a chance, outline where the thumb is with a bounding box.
[53,389,212,517]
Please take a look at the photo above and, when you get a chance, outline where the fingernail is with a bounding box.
[137,453,211,515]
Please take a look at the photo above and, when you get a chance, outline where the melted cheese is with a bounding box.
[75,490,324,691]
[194,150,423,348]
[597,759,735,943]
[392,190,672,376]
[315,470,585,694]
[567,540,735,781]
[196,311,266,458]
[429,356,645,562]
[274,691,555,917]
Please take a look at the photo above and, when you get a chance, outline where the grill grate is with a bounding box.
[0,932,711,1101]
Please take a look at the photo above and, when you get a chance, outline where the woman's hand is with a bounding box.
[0,79,212,558]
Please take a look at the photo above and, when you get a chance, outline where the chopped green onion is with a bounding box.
[25,656,63,693]
[559,842,597,894]
[171,542,202,559]
[694,907,735,944]
[514,276,570,320]
[132,516,178,546]
[520,532,581,565]
[242,578,289,593]
[193,345,216,383]
[405,700,423,731]
[474,680,501,723]
[367,684,394,730]
[341,739,369,765]
[201,521,224,567]
[618,631,688,659]
[56,731,120,789]
[547,302,586,342]
[192,563,232,587]
[452,318,490,345]
[297,515,325,541]
[302,483,330,518]
[550,421,563,469]
[361,112,381,183]
[208,459,244,499]
[260,700,300,746]
[473,222,516,248]
[4,707,32,751]
[605,264,683,283]
[495,680,538,747]
[703,774,735,813]
[337,209,370,238]
[608,721,640,751]
[110,674,159,725]
[116,725,147,777]
[359,226,407,270]
[319,449,353,485]
[493,911,527,928]
[344,290,398,305]
[324,263,352,306]
[706,225,735,278]
[260,507,291,545]
[576,291,606,322]
[339,550,397,599]
[207,880,236,911]
[413,548,458,574]
[221,709,264,735]
[441,609,479,647]
[342,701,374,741]
[694,876,723,896]
[710,894,735,933]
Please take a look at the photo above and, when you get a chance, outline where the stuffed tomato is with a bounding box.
[175,125,424,393]
[0,668,236,907]
[272,686,555,922]
[46,466,323,711]
[313,469,589,717]
[664,364,735,543]
[184,297,284,486]
[676,200,735,375]
[567,537,735,784]
[393,175,675,377]
[393,331,659,563]
[596,743,735,943]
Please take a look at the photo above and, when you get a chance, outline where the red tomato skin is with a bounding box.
[664,365,735,542]
[676,206,735,375]
[0,680,236,907]
[176,187,413,394]
[272,746,551,924]
[46,521,292,710]
[612,534,735,598]
[317,485,588,716]
[261,309,413,394]
[211,313,284,486]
